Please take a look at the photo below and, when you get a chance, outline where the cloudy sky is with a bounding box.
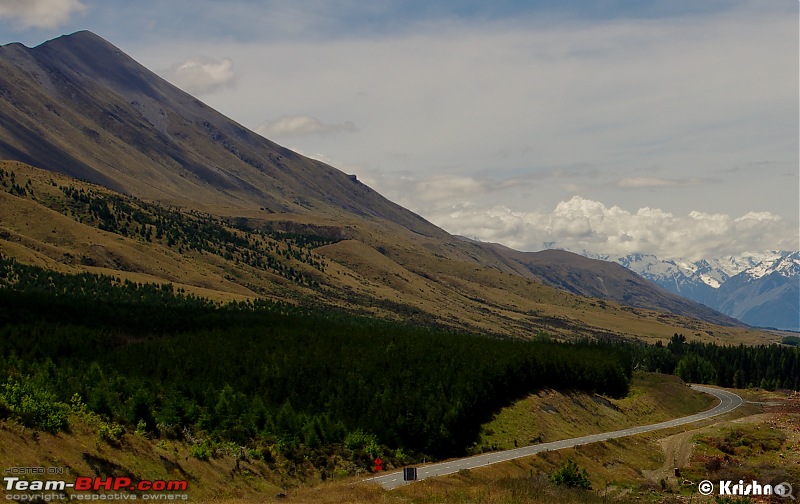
[1,0,797,260]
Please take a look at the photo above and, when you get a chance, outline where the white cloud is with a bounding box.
[429,196,795,261]
[166,56,235,95]
[256,115,356,138]
[735,211,781,223]
[344,165,797,260]
[0,0,85,29]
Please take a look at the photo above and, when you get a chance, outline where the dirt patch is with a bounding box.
[642,429,698,483]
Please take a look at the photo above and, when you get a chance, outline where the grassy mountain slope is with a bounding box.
[0,30,443,236]
[0,161,774,345]
[494,247,742,326]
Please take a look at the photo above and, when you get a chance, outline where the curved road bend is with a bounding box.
[367,385,743,490]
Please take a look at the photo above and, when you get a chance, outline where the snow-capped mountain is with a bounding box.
[736,251,800,281]
[612,254,719,304]
[711,252,800,331]
[592,251,799,331]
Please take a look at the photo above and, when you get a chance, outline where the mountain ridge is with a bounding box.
[592,250,799,331]
[0,31,758,339]
[0,31,445,239]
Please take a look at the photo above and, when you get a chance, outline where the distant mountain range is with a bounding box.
[587,251,799,331]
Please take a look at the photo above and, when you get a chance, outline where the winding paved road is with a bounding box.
[367,384,743,490]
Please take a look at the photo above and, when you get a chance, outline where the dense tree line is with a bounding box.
[630,333,800,391]
[0,256,630,463]
[0,255,331,337]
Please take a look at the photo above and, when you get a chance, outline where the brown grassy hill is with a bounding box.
[0,161,773,345]
[0,31,757,340]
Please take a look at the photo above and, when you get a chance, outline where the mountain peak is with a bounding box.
[37,30,114,49]
[34,30,123,60]
[0,31,108,52]
[610,251,799,330]
[749,250,800,280]
[22,29,166,105]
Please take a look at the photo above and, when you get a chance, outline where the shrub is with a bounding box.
[714,496,755,504]
[0,378,69,433]
[344,429,376,451]
[190,441,213,461]
[782,336,800,346]
[549,459,591,490]
[98,422,124,444]
[134,419,148,437]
